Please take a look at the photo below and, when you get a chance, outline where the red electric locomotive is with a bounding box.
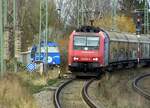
[68,26,150,76]
[68,26,108,76]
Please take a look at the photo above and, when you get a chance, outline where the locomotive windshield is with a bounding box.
[74,36,99,50]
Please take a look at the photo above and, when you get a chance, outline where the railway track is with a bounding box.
[82,79,99,108]
[54,78,75,108]
[132,73,150,100]
[54,78,99,108]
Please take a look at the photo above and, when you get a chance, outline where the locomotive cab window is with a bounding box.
[74,36,86,46]
[73,35,99,50]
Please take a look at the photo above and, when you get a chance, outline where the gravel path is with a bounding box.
[33,79,66,108]
[33,90,55,108]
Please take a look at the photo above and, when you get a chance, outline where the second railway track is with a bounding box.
[132,73,150,100]
[54,78,100,108]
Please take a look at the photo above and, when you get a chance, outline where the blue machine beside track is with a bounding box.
[31,41,61,66]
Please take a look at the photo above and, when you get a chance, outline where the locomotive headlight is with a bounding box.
[73,57,79,61]
[93,57,98,61]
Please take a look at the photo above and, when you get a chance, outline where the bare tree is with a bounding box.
[15,0,59,51]
[118,0,145,16]
[55,0,112,27]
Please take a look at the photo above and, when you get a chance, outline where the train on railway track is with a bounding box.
[68,26,150,76]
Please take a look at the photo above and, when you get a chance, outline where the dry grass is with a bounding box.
[16,69,60,93]
[0,69,60,108]
[0,73,37,108]
[97,68,150,108]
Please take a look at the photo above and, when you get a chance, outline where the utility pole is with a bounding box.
[77,0,83,27]
[39,1,42,60]
[0,0,4,77]
[3,0,8,73]
[112,0,117,31]
[39,0,48,73]
[77,0,99,27]
[3,0,7,26]
[0,0,21,73]
[13,0,17,72]
[13,0,21,72]
[77,0,85,27]
[77,0,80,28]
[81,0,84,26]
[45,0,48,73]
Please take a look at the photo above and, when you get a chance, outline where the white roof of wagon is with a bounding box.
[138,34,150,43]
[108,31,150,43]
[108,32,138,43]
[124,33,139,43]
[108,32,128,42]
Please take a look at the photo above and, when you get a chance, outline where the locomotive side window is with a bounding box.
[73,35,99,50]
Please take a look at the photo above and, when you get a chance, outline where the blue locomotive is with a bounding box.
[31,41,61,66]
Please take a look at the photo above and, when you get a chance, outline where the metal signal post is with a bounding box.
[77,0,100,27]
[13,0,17,72]
[144,0,149,34]
[0,0,8,76]
[39,0,48,73]
[112,0,118,31]
[0,0,4,77]
[45,0,48,73]
[77,0,82,27]
[136,14,142,34]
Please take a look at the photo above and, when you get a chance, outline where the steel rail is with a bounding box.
[82,79,99,108]
[54,78,75,108]
[132,73,150,100]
